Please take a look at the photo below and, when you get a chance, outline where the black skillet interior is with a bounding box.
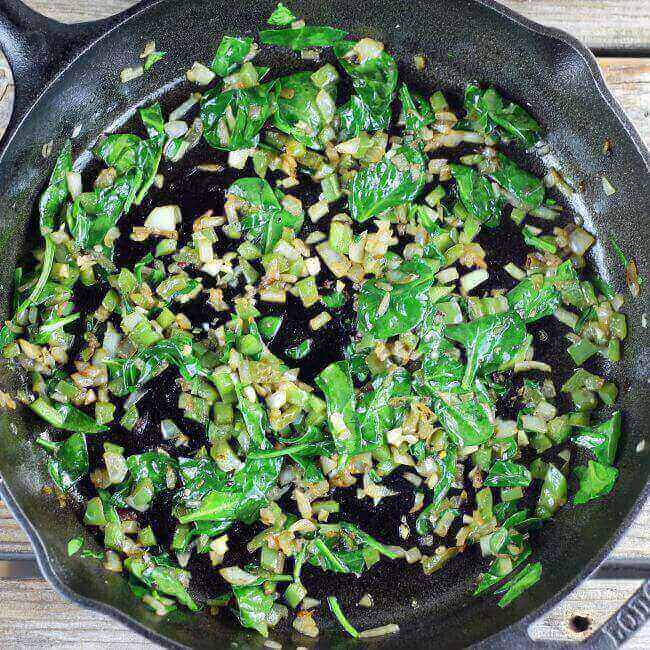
[0,0,648,648]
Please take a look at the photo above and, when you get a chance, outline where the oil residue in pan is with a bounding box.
[66,98,609,614]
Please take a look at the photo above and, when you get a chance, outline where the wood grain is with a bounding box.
[17,0,650,51]
[0,0,648,647]
[0,578,159,649]
[0,500,33,553]
[0,577,646,649]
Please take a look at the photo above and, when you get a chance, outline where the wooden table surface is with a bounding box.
[0,1,648,648]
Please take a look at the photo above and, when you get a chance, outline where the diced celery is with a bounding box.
[83,497,107,527]
[598,382,618,406]
[501,487,523,502]
[238,241,262,260]
[237,333,263,357]
[179,393,210,423]
[211,370,236,403]
[567,337,598,365]
[155,238,178,257]
[430,91,448,111]
[285,582,307,609]
[95,401,115,426]
[156,307,176,330]
[321,174,342,202]
[213,402,234,425]
[571,389,597,412]
[310,63,339,88]
[547,415,571,444]
[102,289,119,312]
[294,276,319,308]
[117,268,137,295]
[610,313,627,340]
[329,221,353,255]
[120,406,139,431]
[137,525,156,547]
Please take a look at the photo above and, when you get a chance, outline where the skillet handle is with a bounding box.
[0,0,152,143]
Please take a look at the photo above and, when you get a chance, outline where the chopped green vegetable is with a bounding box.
[574,461,618,504]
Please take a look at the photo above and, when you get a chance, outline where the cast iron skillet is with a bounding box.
[0,0,647,647]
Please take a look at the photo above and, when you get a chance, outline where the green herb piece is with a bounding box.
[106,334,202,395]
[36,432,89,492]
[357,368,411,448]
[496,562,542,607]
[334,40,398,136]
[474,547,532,595]
[68,168,143,251]
[536,464,567,519]
[507,275,560,323]
[286,338,312,360]
[179,393,281,530]
[143,50,166,71]
[30,397,108,433]
[267,2,297,26]
[227,177,303,252]
[322,292,345,309]
[67,536,84,556]
[349,146,426,222]
[572,411,621,465]
[434,395,494,446]
[327,596,359,638]
[445,311,528,388]
[39,140,72,234]
[201,83,275,151]
[274,71,336,149]
[522,227,556,254]
[485,461,532,488]
[0,236,57,348]
[126,556,198,611]
[464,84,541,148]
[80,549,104,561]
[450,163,505,227]
[259,25,347,51]
[232,585,275,637]
[485,152,544,211]
[211,35,254,76]
[316,361,362,461]
[399,84,434,133]
[357,259,440,339]
[573,460,618,504]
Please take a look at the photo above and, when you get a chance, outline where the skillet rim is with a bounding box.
[0,0,647,647]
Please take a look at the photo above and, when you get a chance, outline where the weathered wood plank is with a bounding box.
[530,579,647,646]
[0,499,33,553]
[0,577,647,648]
[20,0,650,51]
[0,578,159,648]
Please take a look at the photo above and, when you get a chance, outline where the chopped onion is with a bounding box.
[164,120,189,138]
[219,566,258,586]
[145,205,182,231]
[186,62,216,85]
[359,624,400,639]
[460,269,489,294]
[120,66,144,83]
[66,171,82,198]
[602,176,617,196]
